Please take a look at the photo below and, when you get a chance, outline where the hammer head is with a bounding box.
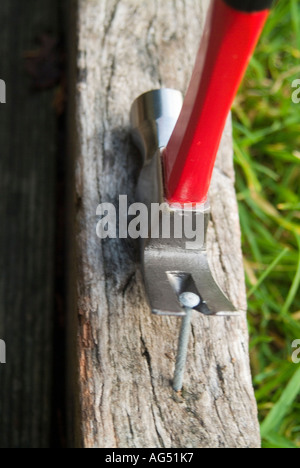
[130,89,237,317]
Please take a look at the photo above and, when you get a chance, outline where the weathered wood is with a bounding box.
[68,0,260,448]
[0,0,60,448]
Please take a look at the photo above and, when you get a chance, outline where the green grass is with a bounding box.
[232,0,300,448]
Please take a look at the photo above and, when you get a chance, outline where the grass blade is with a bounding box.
[247,248,289,299]
[261,366,300,438]
[263,432,298,448]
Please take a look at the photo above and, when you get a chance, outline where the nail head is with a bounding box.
[179,292,201,309]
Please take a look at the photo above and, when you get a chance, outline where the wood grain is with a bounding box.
[68,0,260,448]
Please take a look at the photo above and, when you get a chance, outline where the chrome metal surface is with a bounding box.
[131,88,183,162]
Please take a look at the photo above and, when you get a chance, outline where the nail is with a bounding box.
[173,292,200,392]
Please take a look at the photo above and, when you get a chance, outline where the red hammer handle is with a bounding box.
[164,0,273,205]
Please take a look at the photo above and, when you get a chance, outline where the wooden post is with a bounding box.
[68,0,261,448]
[0,0,61,448]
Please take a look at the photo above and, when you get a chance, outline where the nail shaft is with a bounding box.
[173,308,193,392]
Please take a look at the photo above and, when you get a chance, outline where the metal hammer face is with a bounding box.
[130,89,237,317]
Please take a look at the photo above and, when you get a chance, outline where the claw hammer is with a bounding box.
[130,0,274,318]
